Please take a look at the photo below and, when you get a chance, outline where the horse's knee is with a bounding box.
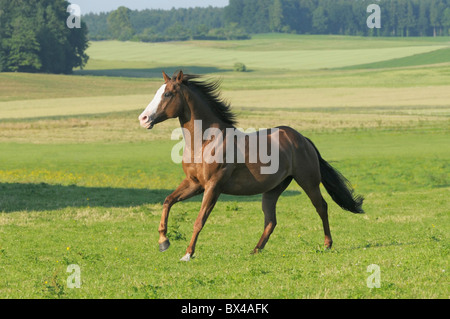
[163,196,174,208]
[268,220,277,232]
[193,221,203,233]
[322,199,328,211]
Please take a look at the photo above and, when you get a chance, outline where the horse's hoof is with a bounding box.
[251,248,261,255]
[159,239,170,252]
[180,253,191,262]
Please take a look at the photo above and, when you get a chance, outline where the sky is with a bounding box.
[70,0,229,14]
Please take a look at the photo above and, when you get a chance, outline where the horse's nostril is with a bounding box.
[141,115,148,122]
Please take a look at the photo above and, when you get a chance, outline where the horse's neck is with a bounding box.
[179,93,232,162]
[179,92,231,135]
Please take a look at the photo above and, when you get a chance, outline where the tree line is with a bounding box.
[225,0,450,37]
[0,0,89,73]
[84,0,450,42]
[83,6,249,42]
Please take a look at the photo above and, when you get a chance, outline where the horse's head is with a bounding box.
[139,70,186,129]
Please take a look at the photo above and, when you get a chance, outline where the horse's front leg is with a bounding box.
[158,179,203,252]
[180,185,221,261]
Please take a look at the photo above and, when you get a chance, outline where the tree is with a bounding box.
[37,1,88,73]
[442,7,450,35]
[397,0,409,36]
[6,16,41,72]
[405,0,417,36]
[269,0,284,32]
[387,0,399,36]
[327,0,344,35]
[107,6,135,41]
[166,22,191,41]
[312,6,328,34]
[224,0,244,25]
[0,0,89,74]
[0,0,11,71]
[83,12,109,40]
[430,0,443,36]
[418,0,430,36]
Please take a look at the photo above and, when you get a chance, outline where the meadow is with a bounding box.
[0,34,448,299]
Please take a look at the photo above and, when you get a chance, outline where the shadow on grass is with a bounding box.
[73,66,232,78]
[0,182,301,213]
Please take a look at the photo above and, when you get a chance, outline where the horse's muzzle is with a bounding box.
[139,114,154,129]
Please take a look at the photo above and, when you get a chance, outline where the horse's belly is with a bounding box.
[221,165,290,195]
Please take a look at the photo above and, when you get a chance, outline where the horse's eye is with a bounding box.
[164,92,172,98]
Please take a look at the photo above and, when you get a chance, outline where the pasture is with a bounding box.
[0,34,448,299]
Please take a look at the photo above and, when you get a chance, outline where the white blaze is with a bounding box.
[139,84,166,122]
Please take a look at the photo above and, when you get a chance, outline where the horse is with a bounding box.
[138,71,364,261]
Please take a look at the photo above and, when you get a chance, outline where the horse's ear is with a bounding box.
[162,71,170,83]
[176,70,184,84]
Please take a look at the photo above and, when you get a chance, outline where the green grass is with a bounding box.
[0,72,155,102]
[0,187,447,298]
[170,33,450,51]
[0,35,449,299]
[248,33,450,50]
[0,131,448,298]
[341,47,450,69]
[84,40,446,70]
[2,35,450,106]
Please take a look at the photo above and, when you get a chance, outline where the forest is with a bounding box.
[0,0,89,73]
[225,0,450,37]
[84,0,450,42]
[83,6,249,41]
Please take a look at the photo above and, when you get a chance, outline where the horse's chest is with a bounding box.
[182,162,227,186]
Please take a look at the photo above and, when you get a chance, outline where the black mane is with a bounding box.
[179,74,237,126]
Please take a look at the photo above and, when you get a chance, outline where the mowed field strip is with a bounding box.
[1,86,450,120]
[85,39,447,70]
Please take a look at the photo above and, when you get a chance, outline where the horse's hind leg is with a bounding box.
[309,187,332,249]
[253,177,292,254]
[297,180,332,249]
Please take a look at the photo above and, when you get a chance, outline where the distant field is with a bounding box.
[80,34,450,70]
[0,72,153,102]
[1,85,449,121]
[342,47,450,69]
[84,41,446,71]
[0,34,448,299]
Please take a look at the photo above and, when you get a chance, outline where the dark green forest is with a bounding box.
[85,0,450,42]
[83,6,249,42]
[0,0,89,73]
[225,0,450,36]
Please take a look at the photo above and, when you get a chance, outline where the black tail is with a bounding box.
[306,138,365,214]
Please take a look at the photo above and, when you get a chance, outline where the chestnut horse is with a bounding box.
[139,71,364,261]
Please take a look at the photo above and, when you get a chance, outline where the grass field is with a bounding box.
[0,34,448,299]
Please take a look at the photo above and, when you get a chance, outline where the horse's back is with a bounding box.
[220,126,320,195]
